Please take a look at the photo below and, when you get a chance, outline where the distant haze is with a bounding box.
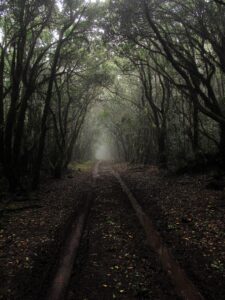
[95,144,112,160]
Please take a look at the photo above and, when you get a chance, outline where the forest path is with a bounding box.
[67,162,179,300]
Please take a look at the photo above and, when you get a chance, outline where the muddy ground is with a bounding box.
[0,171,92,300]
[68,163,178,300]
[118,164,225,300]
[0,162,224,299]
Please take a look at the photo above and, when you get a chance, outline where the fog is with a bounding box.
[95,143,113,161]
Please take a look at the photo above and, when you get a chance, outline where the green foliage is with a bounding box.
[1,0,225,190]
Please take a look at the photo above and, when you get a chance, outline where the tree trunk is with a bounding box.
[53,157,64,179]
[0,49,5,164]
[219,123,225,167]
[32,41,62,189]
[191,94,200,157]
[158,124,167,168]
[13,86,33,166]
[4,34,26,191]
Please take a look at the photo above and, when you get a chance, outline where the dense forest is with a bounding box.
[1,1,225,299]
[1,0,225,192]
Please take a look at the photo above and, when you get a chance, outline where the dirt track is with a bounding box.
[1,162,224,300]
[66,163,193,299]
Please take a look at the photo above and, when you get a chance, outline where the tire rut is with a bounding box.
[67,164,179,299]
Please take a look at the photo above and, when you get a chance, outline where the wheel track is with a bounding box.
[45,161,204,300]
[111,167,204,300]
[45,162,99,300]
[67,162,179,299]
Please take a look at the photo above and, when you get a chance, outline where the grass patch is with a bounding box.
[69,161,94,172]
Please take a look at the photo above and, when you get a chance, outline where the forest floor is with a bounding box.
[0,165,93,300]
[118,164,225,300]
[0,162,225,299]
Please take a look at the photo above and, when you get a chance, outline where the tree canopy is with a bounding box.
[0,0,225,191]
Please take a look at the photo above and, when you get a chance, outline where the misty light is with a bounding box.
[95,144,112,161]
